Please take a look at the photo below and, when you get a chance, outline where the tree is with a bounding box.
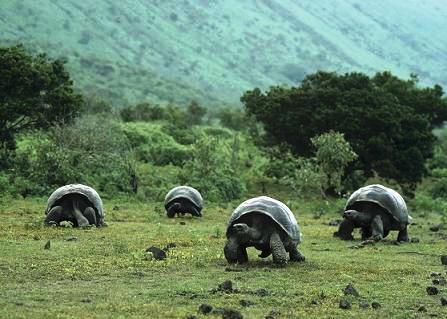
[0,44,83,166]
[241,71,447,188]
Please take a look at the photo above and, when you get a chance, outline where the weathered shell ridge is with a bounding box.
[227,196,301,242]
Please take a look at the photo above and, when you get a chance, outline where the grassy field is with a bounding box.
[0,195,446,319]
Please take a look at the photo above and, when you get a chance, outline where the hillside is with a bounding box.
[1,0,446,107]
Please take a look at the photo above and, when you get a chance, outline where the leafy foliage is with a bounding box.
[242,71,447,188]
[0,44,83,166]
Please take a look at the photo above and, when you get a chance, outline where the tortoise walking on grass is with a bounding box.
[45,184,105,227]
[164,186,203,218]
[224,196,304,266]
[334,184,412,242]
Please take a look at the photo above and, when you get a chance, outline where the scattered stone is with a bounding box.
[359,300,369,309]
[65,236,78,241]
[430,272,441,277]
[418,305,427,312]
[145,246,167,260]
[410,237,420,243]
[33,235,40,240]
[81,298,91,303]
[441,297,447,306]
[429,224,443,232]
[112,205,120,211]
[441,255,447,265]
[371,301,381,309]
[239,299,254,307]
[211,308,243,319]
[426,286,439,295]
[217,280,233,293]
[310,299,318,305]
[339,299,351,309]
[432,277,447,285]
[328,219,342,226]
[254,288,270,297]
[163,243,176,251]
[198,303,213,314]
[180,221,186,225]
[43,240,51,250]
[343,283,360,297]
[186,315,198,319]
[265,309,280,319]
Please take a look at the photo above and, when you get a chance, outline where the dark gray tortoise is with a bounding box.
[224,196,305,266]
[334,184,412,242]
[45,184,105,227]
[164,186,203,218]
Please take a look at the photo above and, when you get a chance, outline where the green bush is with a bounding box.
[120,102,167,122]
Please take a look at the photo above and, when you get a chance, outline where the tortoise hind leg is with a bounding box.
[83,207,97,226]
[334,219,355,240]
[370,215,384,241]
[45,206,64,226]
[397,228,409,242]
[270,232,287,266]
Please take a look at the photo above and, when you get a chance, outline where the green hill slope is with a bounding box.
[1,0,446,107]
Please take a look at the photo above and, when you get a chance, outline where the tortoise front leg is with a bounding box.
[270,232,287,266]
[334,219,355,240]
[45,206,64,225]
[397,227,409,242]
[237,246,248,263]
[166,202,181,218]
[83,207,97,226]
[287,243,305,262]
[370,215,384,241]
[361,227,372,241]
[224,238,241,264]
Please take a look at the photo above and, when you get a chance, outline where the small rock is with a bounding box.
[310,299,318,305]
[343,283,360,297]
[44,240,51,250]
[163,242,176,251]
[433,277,447,285]
[429,224,443,232]
[65,236,78,241]
[112,205,120,211]
[81,298,91,303]
[265,309,280,319]
[254,288,269,297]
[410,237,420,243]
[371,301,381,309]
[418,305,427,312]
[441,255,447,265]
[180,221,186,225]
[33,235,40,240]
[145,246,167,260]
[211,308,242,319]
[339,299,351,309]
[441,297,447,306]
[239,299,254,307]
[430,272,441,277]
[426,286,439,295]
[359,300,369,309]
[198,303,213,314]
[218,280,233,292]
[186,315,198,319]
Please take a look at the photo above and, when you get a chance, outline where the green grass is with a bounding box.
[0,196,446,318]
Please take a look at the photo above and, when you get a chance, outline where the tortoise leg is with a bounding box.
[45,206,64,225]
[167,202,181,218]
[361,227,372,241]
[270,232,287,266]
[370,215,384,241]
[224,238,241,264]
[190,205,202,217]
[287,243,305,262]
[258,250,271,258]
[237,246,248,263]
[397,227,409,242]
[334,219,355,240]
[83,207,97,226]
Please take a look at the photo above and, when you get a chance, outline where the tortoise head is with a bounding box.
[343,209,374,225]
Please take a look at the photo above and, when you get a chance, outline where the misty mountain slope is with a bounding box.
[1,0,446,107]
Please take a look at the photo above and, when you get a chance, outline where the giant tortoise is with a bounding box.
[164,186,203,218]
